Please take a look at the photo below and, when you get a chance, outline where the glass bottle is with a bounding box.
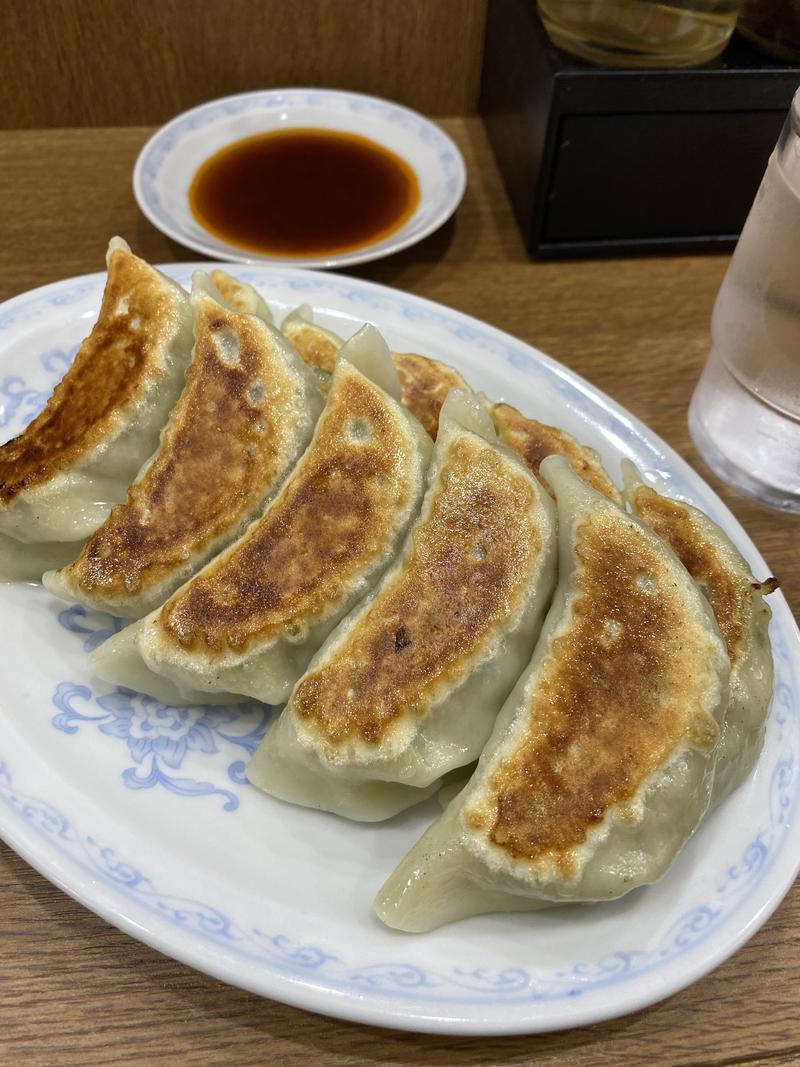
[538,0,741,67]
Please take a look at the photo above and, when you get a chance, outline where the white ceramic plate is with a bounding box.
[1,267,798,1036]
[133,89,466,268]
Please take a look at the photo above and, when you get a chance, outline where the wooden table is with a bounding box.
[1,119,798,1067]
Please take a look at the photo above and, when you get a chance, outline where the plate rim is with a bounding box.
[1,262,798,1036]
[131,87,467,269]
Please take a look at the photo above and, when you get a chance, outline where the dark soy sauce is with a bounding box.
[189,128,420,257]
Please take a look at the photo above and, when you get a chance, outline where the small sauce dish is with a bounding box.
[133,89,466,269]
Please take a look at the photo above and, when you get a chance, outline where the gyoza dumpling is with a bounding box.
[44,274,323,617]
[281,305,342,391]
[376,456,730,931]
[247,390,558,821]
[623,463,776,806]
[280,304,469,439]
[491,402,622,503]
[210,269,274,322]
[393,352,469,439]
[0,534,90,583]
[0,237,194,580]
[90,324,433,705]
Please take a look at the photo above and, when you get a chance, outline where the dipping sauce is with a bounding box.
[189,128,420,257]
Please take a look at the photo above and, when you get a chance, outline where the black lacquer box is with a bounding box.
[480,1,800,257]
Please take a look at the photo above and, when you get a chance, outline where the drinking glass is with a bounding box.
[688,87,800,513]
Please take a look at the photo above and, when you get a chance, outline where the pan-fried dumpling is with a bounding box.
[90,324,433,705]
[281,305,342,391]
[393,352,469,439]
[623,463,776,806]
[0,237,194,580]
[376,456,730,931]
[280,304,470,440]
[44,274,323,617]
[247,390,558,822]
[0,536,90,582]
[210,269,274,322]
[491,401,622,503]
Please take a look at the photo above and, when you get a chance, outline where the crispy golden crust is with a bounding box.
[466,509,719,876]
[492,402,621,504]
[0,247,176,504]
[61,298,299,600]
[393,353,467,439]
[627,484,777,666]
[156,366,418,653]
[283,322,339,375]
[210,270,260,315]
[291,435,540,747]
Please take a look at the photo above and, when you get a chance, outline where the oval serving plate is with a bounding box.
[133,89,466,269]
[0,266,798,1036]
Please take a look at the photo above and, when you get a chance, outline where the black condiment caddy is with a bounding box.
[480,1,800,257]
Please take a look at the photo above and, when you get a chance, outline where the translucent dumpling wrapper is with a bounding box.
[90,324,433,706]
[247,389,558,821]
[0,237,194,580]
[376,456,730,931]
[623,462,776,806]
[280,303,472,440]
[0,535,89,583]
[491,401,622,504]
[210,269,274,322]
[44,273,323,617]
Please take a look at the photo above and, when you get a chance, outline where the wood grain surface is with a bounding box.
[1,119,799,1066]
[0,0,486,129]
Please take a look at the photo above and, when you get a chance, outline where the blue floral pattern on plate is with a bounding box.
[54,606,272,811]
[1,641,796,1005]
[0,346,75,429]
[0,265,798,1033]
